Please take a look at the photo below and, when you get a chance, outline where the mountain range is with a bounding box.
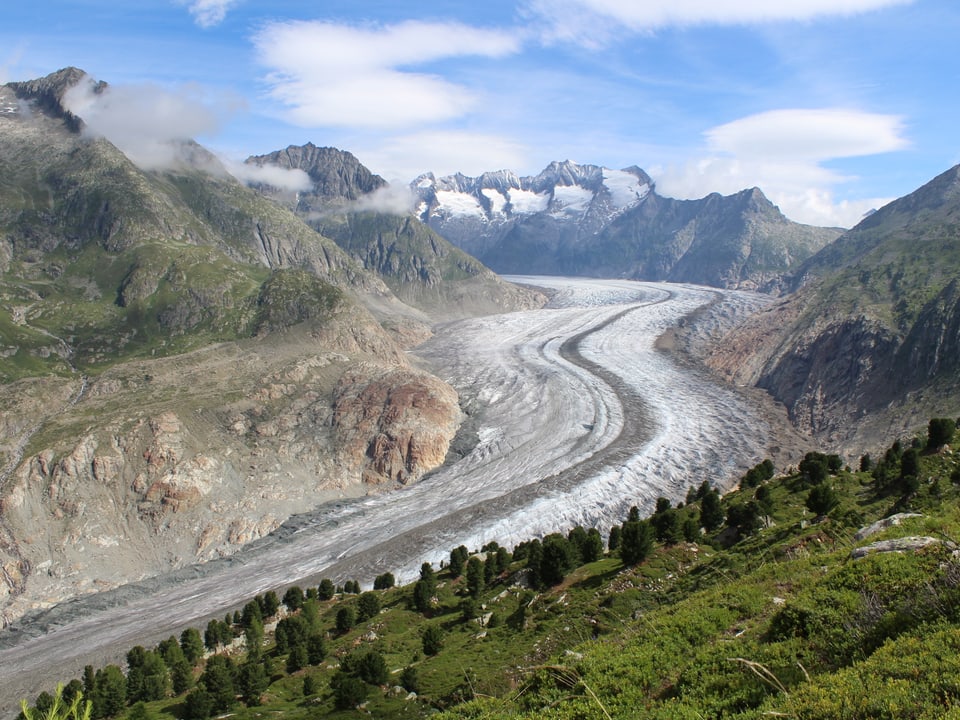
[244,143,539,320]
[413,162,842,289]
[708,163,960,451]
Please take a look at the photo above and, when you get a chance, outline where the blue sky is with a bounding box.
[3,0,958,226]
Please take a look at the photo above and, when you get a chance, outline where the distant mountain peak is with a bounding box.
[412,161,837,289]
[412,161,654,228]
[245,144,386,203]
[6,66,104,130]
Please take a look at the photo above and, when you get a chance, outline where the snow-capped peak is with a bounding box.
[411,161,654,223]
[603,168,651,210]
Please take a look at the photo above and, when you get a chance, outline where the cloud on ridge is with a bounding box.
[653,108,908,227]
[252,20,520,129]
[352,184,416,215]
[225,161,313,192]
[63,77,234,170]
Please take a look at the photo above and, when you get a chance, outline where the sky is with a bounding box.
[2,0,958,227]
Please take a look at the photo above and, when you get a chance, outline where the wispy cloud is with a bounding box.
[654,108,908,227]
[252,20,520,129]
[63,76,230,170]
[0,45,26,85]
[526,0,915,45]
[352,184,416,215]
[178,0,240,28]
[225,160,312,192]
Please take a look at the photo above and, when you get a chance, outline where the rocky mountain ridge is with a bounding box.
[413,161,841,289]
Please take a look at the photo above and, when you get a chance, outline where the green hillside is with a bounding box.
[788,164,960,335]
[21,419,960,719]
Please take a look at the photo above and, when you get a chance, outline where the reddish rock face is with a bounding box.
[332,366,461,486]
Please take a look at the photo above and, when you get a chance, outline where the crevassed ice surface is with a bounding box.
[425,276,770,557]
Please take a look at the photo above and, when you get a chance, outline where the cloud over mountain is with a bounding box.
[63,77,226,169]
[654,108,909,227]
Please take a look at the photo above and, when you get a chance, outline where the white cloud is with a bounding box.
[705,108,908,160]
[355,130,530,181]
[252,20,520,129]
[301,184,415,219]
[63,77,229,170]
[653,108,908,227]
[178,0,240,28]
[526,0,915,44]
[352,184,416,215]
[226,161,312,192]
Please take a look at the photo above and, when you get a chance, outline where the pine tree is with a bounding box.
[619,520,654,565]
[180,628,204,664]
[237,660,268,707]
[465,557,485,598]
[700,488,725,532]
[317,578,335,601]
[357,592,381,622]
[421,625,443,656]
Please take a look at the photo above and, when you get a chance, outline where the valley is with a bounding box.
[0,276,795,715]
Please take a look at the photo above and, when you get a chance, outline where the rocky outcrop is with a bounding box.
[854,513,923,542]
[850,537,953,559]
[0,332,463,625]
[332,365,461,485]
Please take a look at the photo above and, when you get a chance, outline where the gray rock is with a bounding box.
[850,536,952,559]
[854,513,924,541]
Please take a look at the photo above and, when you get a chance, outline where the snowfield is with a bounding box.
[0,277,777,713]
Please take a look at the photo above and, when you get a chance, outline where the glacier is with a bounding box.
[0,277,780,714]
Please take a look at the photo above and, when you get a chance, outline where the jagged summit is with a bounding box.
[412,161,832,289]
[7,66,90,100]
[4,66,102,130]
[245,143,386,201]
[413,161,653,231]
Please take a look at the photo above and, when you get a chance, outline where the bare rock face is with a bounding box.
[0,330,462,626]
[332,365,461,485]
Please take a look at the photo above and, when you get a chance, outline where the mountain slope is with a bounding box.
[10,427,960,720]
[413,161,839,288]
[246,145,545,320]
[707,164,960,450]
[0,70,464,625]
